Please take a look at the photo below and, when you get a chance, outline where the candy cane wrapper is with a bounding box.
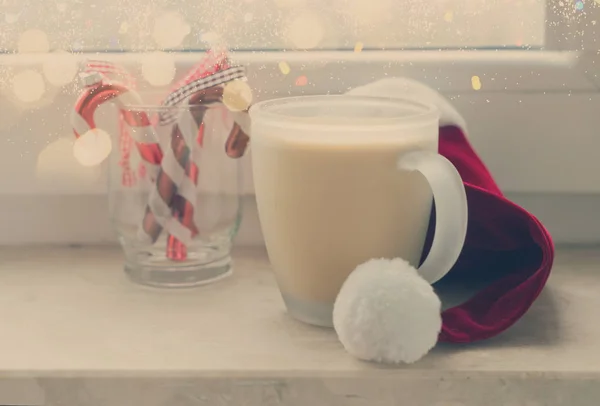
[138,87,223,251]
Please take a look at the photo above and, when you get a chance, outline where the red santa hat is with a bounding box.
[333,78,554,363]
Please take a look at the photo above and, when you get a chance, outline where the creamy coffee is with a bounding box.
[252,133,436,318]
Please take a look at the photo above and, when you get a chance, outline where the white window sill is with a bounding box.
[1,49,599,245]
[0,245,598,405]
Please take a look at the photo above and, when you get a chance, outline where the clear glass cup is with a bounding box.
[108,103,246,288]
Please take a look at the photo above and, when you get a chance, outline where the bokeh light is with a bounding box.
[73,129,113,167]
[141,52,176,86]
[153,11,191,48]
[341,0,393,26]
[119,22,129,34]
[285,11,324,49]
[18,29,51,53]
[295,75,308,86]
[36,138,102,184]
[12,70,46,103]
[200,31,221,47]
[278,61,291,75]
[223,80,253,112]
[471,76,482,91]
[42,51,78,87]
[5,13,18,24]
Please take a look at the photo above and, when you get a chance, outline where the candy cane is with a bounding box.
[137,50,238,259]
[72,69,190,260]
[164,50,252,257]
[165,87,226,260]
[139,86,221,258]
[136,51,251,261]
[73,61,163,179]
[71,72,163,175]
[164,85,251,260]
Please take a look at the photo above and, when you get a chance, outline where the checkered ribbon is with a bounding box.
[159,66,246,125]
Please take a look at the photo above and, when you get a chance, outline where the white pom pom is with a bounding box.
[333,258,442,364]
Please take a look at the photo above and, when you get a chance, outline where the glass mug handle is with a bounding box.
[397,150,468,284]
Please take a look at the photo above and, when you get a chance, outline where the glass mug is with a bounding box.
[249,95,468,327]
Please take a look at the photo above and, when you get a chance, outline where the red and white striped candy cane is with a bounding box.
[165,87,224,260]
[71,71,163,175]
[72,70,190,259]
[138,86,220,259]
[73,61,163,180]
[134,51,249,261]
[164,85,251,260]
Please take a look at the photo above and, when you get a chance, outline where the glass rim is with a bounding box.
[248,95,439,132]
